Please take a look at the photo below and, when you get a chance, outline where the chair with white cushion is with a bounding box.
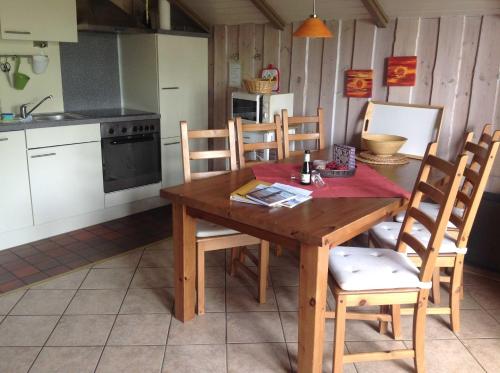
[326,142,468,373]
[180,120,270,314]
[369,124,500,332]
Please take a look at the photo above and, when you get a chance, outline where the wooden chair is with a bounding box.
[282,107,324,158]
[326,142,468,373]
[235,114,283,168]
[369,124,500,332]
[180,120,270,314]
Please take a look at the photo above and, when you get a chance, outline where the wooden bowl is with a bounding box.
[362,133,407,156]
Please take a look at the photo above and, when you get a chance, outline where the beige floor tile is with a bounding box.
[275,286,299,311]
[269,249,299,267]
[205,250,226,267]
[487,309,500,323]
[139,249,173,268]
[227,312,284,343]
[280,311,334,343]
[467,283,500,310]
[345,318,396,342]
[462,338,500,373]
[462,272,496,287]
[346,340,413,372]
[33,269,89,290]
[205,287,226,313]
[96,346,165,373]
[108,314,171,345]
[455,309,500,339]
[226,286,277,312]
[433,286,481,310]
[80,268,135,290]
[65,289,126,315]
[130,267,174,288]
[0,315,59,346]
[0,290,26,314]
[270,266,299,287]
[94,250,143,269]
[30,346,102,373]
[205,266,226,287]
[0,347,41,372]
[46,315,115,346]
[145,239,172,251]
[168,313,226,345]
[226,270,272,288]
[227,343,290,373]
[120,288,173,314]
[404,339,484,373]
[399,314,457,340]
[287,342,357,373]
[163,344,226,373]
[9,289,75,316]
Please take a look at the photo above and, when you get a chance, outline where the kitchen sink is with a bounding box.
[32,113,85,121]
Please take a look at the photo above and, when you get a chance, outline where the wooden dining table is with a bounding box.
[160,147,422,373]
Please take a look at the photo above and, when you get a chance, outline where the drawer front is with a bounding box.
[26,123,100,148]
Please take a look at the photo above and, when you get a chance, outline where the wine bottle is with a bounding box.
[300,150,312,185]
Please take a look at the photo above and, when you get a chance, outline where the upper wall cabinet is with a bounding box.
[0,0,77,42]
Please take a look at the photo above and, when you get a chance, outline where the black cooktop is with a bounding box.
[74,108,156,118]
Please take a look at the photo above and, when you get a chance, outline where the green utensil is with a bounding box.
[13,56,30,90]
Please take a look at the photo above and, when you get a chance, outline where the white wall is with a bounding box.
[0,40,64,114]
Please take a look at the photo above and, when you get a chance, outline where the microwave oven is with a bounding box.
[231,92,294,123]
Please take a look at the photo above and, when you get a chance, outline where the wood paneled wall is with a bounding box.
[209,15,500,192]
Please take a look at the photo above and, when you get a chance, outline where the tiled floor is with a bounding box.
[0,238,499,372]
[0,207,171,293]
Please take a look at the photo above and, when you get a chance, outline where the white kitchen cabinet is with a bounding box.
[161,138,184,188]
[159,88,185,139]
[28,142,104,225]
[0,0,77,42]
[0,131,33,233]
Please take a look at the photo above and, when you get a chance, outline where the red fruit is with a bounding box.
[326,161,338,170]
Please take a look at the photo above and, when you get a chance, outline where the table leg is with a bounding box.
[172,203,197,322]
[298,244,329,373]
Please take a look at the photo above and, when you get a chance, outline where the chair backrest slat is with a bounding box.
[282,108,325,158]
[235,115,283,168]
[180,120,238,183]
[396,142,468,283]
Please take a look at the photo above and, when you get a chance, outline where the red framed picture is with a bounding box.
[345,69,373,98]
[386,56,417,86]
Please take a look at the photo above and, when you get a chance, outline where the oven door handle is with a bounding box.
[109,136,155,145]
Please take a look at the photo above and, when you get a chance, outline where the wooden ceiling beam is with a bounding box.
[361,0,389,28]
[168,0,211,33]
[249,0,286,30]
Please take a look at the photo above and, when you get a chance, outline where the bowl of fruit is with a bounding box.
[313,160,356,178]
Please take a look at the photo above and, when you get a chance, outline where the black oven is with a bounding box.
[101,119,161,193]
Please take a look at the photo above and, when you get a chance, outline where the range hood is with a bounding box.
[77,0,148,33]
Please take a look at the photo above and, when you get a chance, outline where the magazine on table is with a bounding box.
[231,180,312,208]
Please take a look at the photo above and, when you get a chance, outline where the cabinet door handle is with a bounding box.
[164,142,180,145]
[31,152,56,158]
[0,138,8,142]
[162,87,179,90]
[4,30,31,35]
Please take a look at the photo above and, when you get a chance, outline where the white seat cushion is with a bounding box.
[394,202,463,229]
[329,247,430,291]
[196,219,240,238]
[370,221,467,255]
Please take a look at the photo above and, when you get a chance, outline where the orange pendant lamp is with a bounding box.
[293,0,332,38]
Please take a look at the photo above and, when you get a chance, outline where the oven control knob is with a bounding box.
[139,126,144,131]
[121,127,127,134]
[108,128,114,135]
[133,126,138,132]
[145,125,149,131]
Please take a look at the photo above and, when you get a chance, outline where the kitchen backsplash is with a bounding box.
[0,39,64,114]
[60,32,121,111]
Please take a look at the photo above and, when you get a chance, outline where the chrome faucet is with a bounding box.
[20,95,53,119]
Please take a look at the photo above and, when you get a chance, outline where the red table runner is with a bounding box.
[251,163,411,199]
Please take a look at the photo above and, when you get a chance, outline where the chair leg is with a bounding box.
[275,244,283,257]
[460,267,464,300]
[258,241,270,304]
[333,295,347,373]
[197,248,205,315]
[391,304,402,340]
[450,255,464,332]
[379,306,389,335]
[230,247,239,276]
[430,267,441,305]
[413,290,429,373]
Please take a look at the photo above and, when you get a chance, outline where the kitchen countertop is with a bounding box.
[0,108,160,132]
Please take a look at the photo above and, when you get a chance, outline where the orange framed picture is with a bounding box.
[386,56,417,86]
[345,70,373,98]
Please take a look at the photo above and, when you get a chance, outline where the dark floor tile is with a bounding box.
[2,260,31,272]
[0,251,20,265]
[0,272,16,283]
[10,245,39,258]
[44,265,72,277]
[33,258,62,272]
[44,247,72,259]
[0,279,25,293]
[32,240,61,252]
[21,272,50,285]
[65,259,91,269]
[51,234,78,246]
[12,265,40,279]
[58,253,85,265]
[71,230,97,242]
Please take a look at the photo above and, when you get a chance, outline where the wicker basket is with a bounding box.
[244,79,274,94]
